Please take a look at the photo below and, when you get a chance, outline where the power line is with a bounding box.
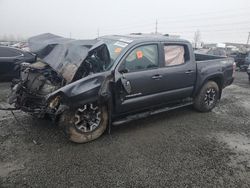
[161,20,250,29]
[158,6,250,19]
[101,6,250,31]
[100,14,250,34]
[166,27,250,33]
[100,7,250,32]
[101,25,250,36]
[158,13,250,25]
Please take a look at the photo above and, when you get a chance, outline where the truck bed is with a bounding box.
[194,53,235,90]
[195,53,226,62]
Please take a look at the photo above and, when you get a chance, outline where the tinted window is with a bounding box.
[123,44,158,72]
[0,47,23,58]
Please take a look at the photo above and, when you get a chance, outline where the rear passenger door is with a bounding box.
[157,43,196,102]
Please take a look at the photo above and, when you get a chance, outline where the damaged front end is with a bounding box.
[8,61,64,118]
[8,33,114,119]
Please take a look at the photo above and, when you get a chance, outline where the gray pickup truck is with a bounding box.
[247,65,250,81]
[9,33,235,143]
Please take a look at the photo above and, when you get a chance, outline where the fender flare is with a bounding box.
[194,74,224,99]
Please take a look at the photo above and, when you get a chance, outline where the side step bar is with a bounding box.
[112,101,193,126]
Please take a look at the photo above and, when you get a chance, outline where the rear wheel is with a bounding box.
[59,103,108,143]
[193,81,219,112]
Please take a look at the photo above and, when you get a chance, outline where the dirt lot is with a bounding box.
[0,72,250,187]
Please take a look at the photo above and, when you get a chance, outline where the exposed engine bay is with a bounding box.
[8,33,112,118]
[9,61,64,115]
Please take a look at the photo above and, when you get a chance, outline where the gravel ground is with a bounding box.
[0,72,250,187]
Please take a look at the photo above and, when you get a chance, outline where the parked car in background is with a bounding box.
[247,65,250,81]
[0,46,36,81]
[244,52,250,71]
[206,48,227,57]
[229,52,247,68]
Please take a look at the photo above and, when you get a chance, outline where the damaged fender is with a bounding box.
[46,71,114,111]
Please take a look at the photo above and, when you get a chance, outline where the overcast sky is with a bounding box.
[0,0,250,43]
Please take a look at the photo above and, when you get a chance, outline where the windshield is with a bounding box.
[102,39,128,70]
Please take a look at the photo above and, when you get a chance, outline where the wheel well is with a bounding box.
[209,77,222,89]
[208,77,223,98]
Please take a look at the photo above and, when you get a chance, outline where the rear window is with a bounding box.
[164,45,189,66]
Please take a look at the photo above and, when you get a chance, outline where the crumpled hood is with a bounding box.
[28,33,105,83]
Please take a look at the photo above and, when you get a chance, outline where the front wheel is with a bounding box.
[193,81,219,112]
[59,103,108,143]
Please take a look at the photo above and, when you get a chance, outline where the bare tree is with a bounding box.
[193,30,201,49]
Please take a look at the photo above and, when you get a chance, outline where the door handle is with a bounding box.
[185,70,194,74]
[152,74,162,79]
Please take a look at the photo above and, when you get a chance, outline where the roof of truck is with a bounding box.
[101,34,190,44]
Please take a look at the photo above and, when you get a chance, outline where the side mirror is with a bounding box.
[118,64,131,94]
[118,63,129,74]
[119,68,129,74]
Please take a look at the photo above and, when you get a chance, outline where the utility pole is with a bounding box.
[155,19,158,34]
[97,28,100,38]
[194,30,201,49]
[247,32,250,47]
[69,32,72,39]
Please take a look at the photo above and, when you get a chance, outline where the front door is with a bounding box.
[114,44,162,114]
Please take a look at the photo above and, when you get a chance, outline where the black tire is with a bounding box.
[59,103,108,143]
[193,81,219,112]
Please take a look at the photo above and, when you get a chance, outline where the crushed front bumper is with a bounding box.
[8,80,47,116]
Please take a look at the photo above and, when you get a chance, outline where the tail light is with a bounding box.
[232,62,236,78]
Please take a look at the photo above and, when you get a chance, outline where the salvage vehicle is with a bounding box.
[8,33,235,143]
[244,52,250,72]
[206,48,227,57]
[229,52,247,68]
[247,65,250,81]
[0,46,36,81]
